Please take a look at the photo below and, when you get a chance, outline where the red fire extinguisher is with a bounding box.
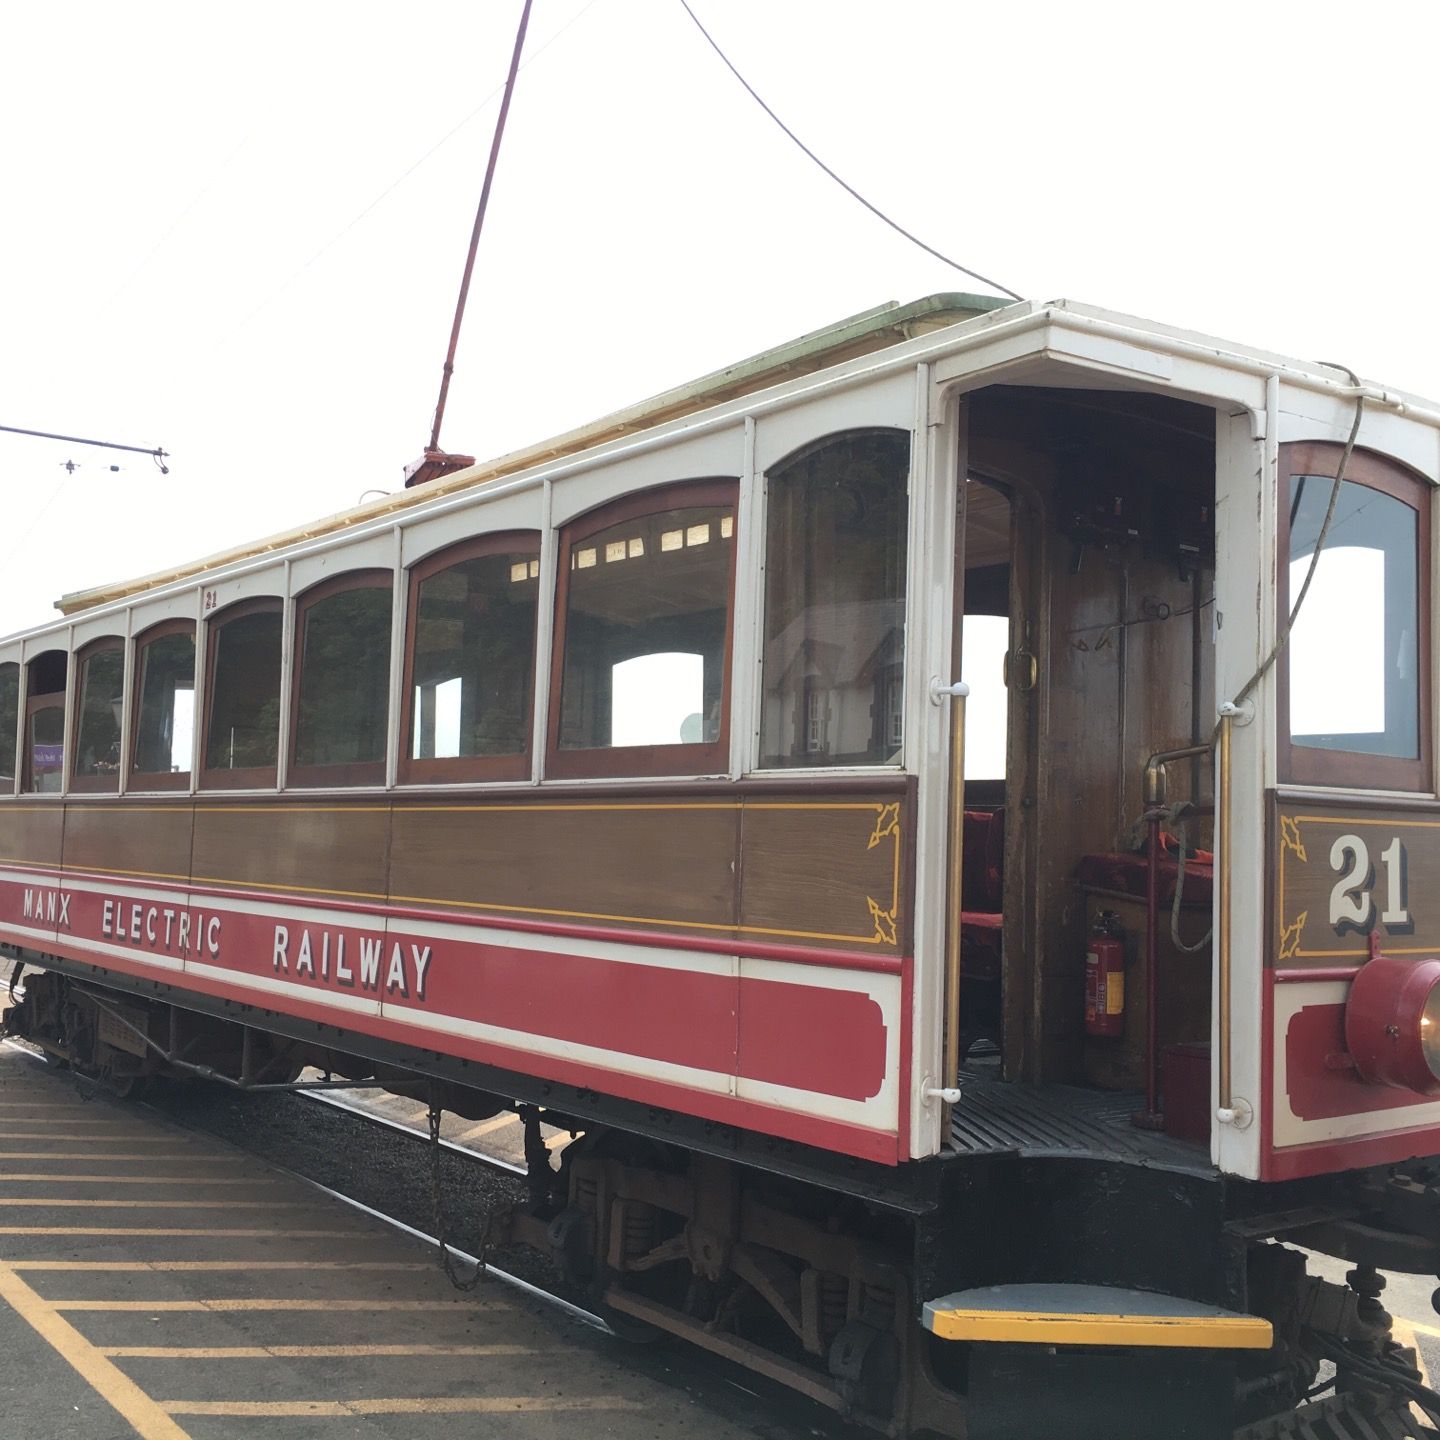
[1085,910,1126,1039]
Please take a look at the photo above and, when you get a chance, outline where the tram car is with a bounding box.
[7,294,1440,1438]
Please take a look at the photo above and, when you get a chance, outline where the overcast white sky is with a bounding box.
[2,0,1437,638]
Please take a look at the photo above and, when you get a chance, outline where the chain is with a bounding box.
[426,1087,488,1291]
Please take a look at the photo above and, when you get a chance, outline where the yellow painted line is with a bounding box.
[14,1260,433,1272]
[0,1260,193,1440]
[0,1101,71,1108]
[1400,1317,1440,1344]
[0,1117,166,1125]
[456,1113,517,1141]
[0,1175,283,1186]
[0,1152,244,1161]
[925,1308,1273,1350]
[0,1227,368,1238]
[0,1198,308,1209]
[55,1298,490,1312]
[102,1343,537,1358]
[161,1397,640,1417]
[0,1132,203,1141]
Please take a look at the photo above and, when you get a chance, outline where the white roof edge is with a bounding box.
[20,295,1440,651]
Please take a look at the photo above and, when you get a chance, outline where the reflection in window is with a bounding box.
[23,651,66,794]
[410,549,537,763]
[1288,475,1418,759]
[133,631,195,779]
[557,498,732,755]
[0,663,17,784]
[74,644,125,787]
[761,430,909,768]
[294,582,392,774]
[205,606,282,778]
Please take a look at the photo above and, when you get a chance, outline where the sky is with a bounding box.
[3,0,1438,639]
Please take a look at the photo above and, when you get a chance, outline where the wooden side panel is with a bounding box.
[191,801,392,901]
[0,804,64,868]
[61,802,195,882]
[737,794,906,952]
[388,801,740,932]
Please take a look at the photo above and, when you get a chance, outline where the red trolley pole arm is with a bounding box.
[427,0,536,457]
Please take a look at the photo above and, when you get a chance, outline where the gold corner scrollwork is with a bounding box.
[1280,815,1308,863]
[865,802,903,945]
[1279,911,1308,961]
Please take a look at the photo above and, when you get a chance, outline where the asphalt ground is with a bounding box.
[0,1043,836,1440]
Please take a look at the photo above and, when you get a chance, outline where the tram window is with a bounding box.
[1281,443,1430,790]
[292,572,392,786]
[130,624,195,789]
[401,534,539,784]
[0,663,18,786]
[71,640,125,793]
[760,429,909,769]
[22,651,67,794]
[547,480,736,779]
[202,601,282,788]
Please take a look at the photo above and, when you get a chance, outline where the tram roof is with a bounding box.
[56,293,1007,616]
[54,291,1440,618]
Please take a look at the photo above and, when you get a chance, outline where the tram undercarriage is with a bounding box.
[9,963,1440,1439]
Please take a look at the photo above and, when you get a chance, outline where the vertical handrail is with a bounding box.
[1217,710,1234,1116]
[943,687,968,1102]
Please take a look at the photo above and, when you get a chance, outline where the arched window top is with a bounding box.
[291,569,394,788]
[1280,441,1432,791]
[402,531,540,785]
[547,479,737,779]
[202,598,282,791]
[767,424,910,478]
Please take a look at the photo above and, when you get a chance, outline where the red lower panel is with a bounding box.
[1284,1003,1427,1122]
[0,870,898,1163]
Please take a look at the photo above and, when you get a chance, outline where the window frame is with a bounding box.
[400,531,540,786]
[1277,440,1433,792]
[199,598,283,792]
[0,660,20,789]
[69,637,126,795]
[288,569,393,790]
[22,651,68,796]
[129,618,197,792]
[757,426,911,772]
[545,478,738,781]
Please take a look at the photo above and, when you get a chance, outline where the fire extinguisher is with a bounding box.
[1085,910,1126,1039]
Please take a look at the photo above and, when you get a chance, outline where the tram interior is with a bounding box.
[956,386,1217,1154]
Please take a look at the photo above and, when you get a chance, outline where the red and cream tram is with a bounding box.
[7,293,1440,1437]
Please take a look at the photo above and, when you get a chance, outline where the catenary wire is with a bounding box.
[676,0,1024,302]
[210,0,602,353]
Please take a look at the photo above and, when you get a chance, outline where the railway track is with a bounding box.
[110,1061,852,1440]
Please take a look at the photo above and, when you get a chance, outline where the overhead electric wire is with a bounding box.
[676,0,1024,302]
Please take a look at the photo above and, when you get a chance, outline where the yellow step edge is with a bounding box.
[925,1308,1272,1349]
[922,1285,1273,1351]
